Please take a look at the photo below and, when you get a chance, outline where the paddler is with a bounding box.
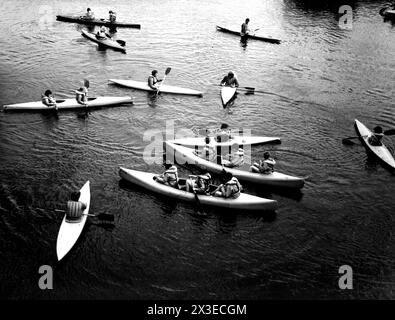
[84,8,95,20]
[193,136,216,161]
[66,191,87,221]
[154,162,179,188]
[368,126,384,146]
[186,173,211,195]
[41,90,58,111]
[148,70,163,90]
[220,71,239,88]
[221,148,244,168]
[211,171,242,199]
[241,18,250,37]
[75,86,88,105]
[250,151,276,174]
[96,26,108,39]
[109,10,117,23]
[215,123,232,142]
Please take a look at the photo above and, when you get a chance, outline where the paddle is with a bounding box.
[192,189,206,215]
[54,208,114,222]
[156,67,171,96]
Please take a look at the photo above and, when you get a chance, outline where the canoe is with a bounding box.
[109,79,203,96]
[354,119,395,170]
[216,26,281,44]
[56,181,90,261]
[56,15,141,28]
[171,136,281,147]
[165,141,305,189]
[119,167,278,211]
[221,86,237,107]
[379,8,395,19]
[81,30,126,52]
[3,96,133,111]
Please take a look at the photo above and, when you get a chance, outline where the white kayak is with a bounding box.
[354,119,395,170]
[221,86,237,106]
[56,181,91,261]
[119,167,278,211]
[81,29,126,52]
[171,136,281,147]
[108,79,203,96]
[3,96,133,111]
[165,142,305,189]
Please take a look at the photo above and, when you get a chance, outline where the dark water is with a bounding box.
[0,0,394,299]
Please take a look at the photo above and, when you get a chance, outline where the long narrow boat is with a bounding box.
[3,96,133,112]
[216,26,281,44]
[354,119,395,170]
[56,181,91,261]
[165,142,305,189]
[81,30,126,52]
[109,79,203,96]
[119,167,278,211]
[221,86,237,107]
[56,15,141,29]
[171,136,281,147]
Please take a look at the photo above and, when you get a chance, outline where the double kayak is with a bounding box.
[81,30,126,52]
[109,79,203,96]
[171,136,281,147]
[165,142,305,189]
[3,96,133,112]
[56,15,141,29]
[56,181,91,261]
[216,26,281,44]
[221,86,237,107]
[354,119,395,170]
[119,167,278,211]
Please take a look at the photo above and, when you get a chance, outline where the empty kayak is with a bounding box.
[171,136,281,147]
[56,181,90,261]
[56,15,141,28]
[165,142,305,189]
[221,86,237,107]
[216,26,281,44]
[3,96,133,111]
[109,79,203,96]
[81,30,126,52]
[354,119,395,170]
[119,167,278,211]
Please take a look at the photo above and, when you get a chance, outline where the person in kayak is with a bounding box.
[41,90,58,111]
[220,71,239,88]
[211,171,242,199]
[241,18,250,37]
[221,148,244,168]
[109,10,117,23]
[75,87,88,105]
[66,191,87,221]
[193,136,216,161]
[148,70,163,90]
[250,151,276,174]
[96,26,108,39]
[186,173,212,195]
[84,8,95,20]
[154,162,179,188]
[215,123,232,142]
[368,126,384,146]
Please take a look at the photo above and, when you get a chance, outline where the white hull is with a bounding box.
[171,136,281,147]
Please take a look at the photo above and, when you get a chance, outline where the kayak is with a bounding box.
[216,26,281,44]
[165,142,305,189]
[3,96,133,111]
[171,136,281,147]
[379,8,395,19]
[56,15,141,29]
[354,119,395,170]
[56,181,90,261]
[119,167,278,211]
[81,30,126,52]
[221,86,237,107]
[108,79,203,96]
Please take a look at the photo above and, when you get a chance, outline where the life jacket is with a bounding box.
[368,134,382,146]
[41,95,55,105]
[109,13,116,22]
[148,75,158,86]
[224,177,241,198]
[75,87,88,102]
[241,23,248,36]
[164,166,178,187]
[66,201,85,219]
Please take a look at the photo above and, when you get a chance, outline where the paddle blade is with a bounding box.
[84,79,90,88]
[384,129,395,135]
[116,40,126,46]
[165,67,171,75]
